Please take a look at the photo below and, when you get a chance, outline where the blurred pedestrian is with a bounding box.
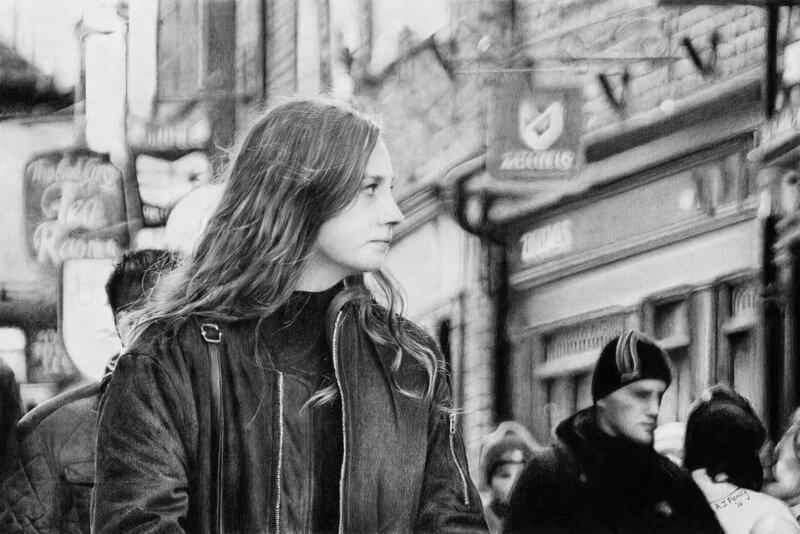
[0,359,22,462]
[505,330,722,533]
[684,384,800,534]
[479,421,541,533]
[765,407,800,520]
[92,96,487,533]
[0,249,178,533]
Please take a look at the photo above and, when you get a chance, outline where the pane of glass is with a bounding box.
[0,327,27,382]
[675,348,693,421]
[732,332,763,418]
[548,378,575,435]
[658,358,679,425]
[654,300,688,340]
[576,372,592,411]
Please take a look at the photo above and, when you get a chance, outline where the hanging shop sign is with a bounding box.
[520,219,575,265]
[131,151,215,250]
[488,72,583,180]
[60,258,122,381]
[24,150,127,272]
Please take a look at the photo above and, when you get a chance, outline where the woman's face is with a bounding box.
[311,139,403,281]
[766,425,800,499]
[490,462,525,504]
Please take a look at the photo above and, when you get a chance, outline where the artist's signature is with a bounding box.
[713,489,751,511]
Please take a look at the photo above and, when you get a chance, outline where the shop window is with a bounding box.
[534,314,627,436]
[644,294,693,424]
[0,327,27,382]
[575,371,593,411]
[297,0,324,95]
[157,0,201,101]
[693,149,752,212]
[236,0,265,101]
[28,328,74,382]
[717,276,762,416]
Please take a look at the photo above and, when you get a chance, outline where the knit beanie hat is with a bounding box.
[591,330,672,403]
[483,436,534,483]
[683,385,766,490]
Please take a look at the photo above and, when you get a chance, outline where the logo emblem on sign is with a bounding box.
[518,99,565,151]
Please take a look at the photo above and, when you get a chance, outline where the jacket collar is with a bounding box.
[556,406,657,478]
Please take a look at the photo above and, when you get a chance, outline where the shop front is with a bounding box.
[500,79,765,444]
[747,77,800,436]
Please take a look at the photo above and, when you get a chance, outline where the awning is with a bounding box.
[747,128,800,167]
[0,44,73,116]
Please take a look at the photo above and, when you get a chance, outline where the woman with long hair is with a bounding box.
[91,96,486,533]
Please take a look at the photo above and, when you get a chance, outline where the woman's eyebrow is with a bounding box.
[364,174,395,186]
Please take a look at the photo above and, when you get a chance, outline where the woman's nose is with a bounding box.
[382,195,404,226]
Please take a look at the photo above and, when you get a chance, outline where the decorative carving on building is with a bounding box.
[545,315,625,362]
[731,280,756,318]
[556,15,669,61]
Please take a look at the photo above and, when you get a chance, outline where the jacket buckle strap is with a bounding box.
[201,323,222,343]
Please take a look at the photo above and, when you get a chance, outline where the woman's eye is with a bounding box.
[364,183,378,194]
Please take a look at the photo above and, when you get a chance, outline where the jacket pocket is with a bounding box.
[448,412,470,506]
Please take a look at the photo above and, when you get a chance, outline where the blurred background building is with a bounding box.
[2,0,800,484]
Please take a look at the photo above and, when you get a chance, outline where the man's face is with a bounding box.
[490,461,526,504]
[596,379,667,446]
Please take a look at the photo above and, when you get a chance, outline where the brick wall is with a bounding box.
[515,1,768,133]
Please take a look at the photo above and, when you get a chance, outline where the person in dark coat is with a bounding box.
[479,422,541,534]
[683,385,800,534]
[0,359,22,460]
[91,97,487,533]
[0,250,178,533]
[505,330,723,534]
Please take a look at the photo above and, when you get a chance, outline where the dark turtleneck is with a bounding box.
[260,280,344,380]
[260,280,345,533]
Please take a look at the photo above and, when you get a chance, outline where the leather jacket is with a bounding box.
[1,382,100,533]
[505,407,723,534]
[92,303,487,533]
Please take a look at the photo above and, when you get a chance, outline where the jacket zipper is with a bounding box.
[275,372,284,534]
[331,311,346,534]
[449,413,470,506]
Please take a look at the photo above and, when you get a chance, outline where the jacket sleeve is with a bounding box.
[91,352,191,533]
[415,373,488,533]
[0,429,50,533]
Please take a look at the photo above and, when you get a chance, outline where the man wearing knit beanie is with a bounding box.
[591,329,672,446]
[505,330,723,533]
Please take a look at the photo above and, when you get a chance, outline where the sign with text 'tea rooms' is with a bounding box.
[488,72,583,181]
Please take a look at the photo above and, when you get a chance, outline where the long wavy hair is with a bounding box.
[124,96,441,403]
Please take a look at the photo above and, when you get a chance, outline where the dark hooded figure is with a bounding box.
[0,359,22,461]
[684,385,800,534]
[505,330,723,534]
